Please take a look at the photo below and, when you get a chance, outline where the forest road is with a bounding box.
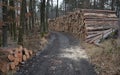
[15,32,96,75]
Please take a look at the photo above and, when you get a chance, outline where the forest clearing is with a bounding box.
[0,0,120,75]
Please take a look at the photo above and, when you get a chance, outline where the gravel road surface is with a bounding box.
[15,32,96,75]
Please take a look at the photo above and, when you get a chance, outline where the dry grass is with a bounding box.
[83,39,120,75]
[22,25,49,53]
[23,32,49,53]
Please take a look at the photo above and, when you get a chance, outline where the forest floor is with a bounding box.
[14,32,96,75]
[83,39,120,75]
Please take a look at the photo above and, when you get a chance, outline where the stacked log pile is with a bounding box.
[0,46,33,73]
[49,10,86,40]
[49,9,118,44]
[83,9,118,44]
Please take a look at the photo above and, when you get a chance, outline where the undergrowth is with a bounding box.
[84,39,120,75]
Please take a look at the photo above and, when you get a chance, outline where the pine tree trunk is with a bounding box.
[9,0,17,40]
[100,0,104,9]
[40,0,46,36]
[32,0,35,29]
[2,25,8,47]
[18,0,27,45]
[111,0,115,10]
[2,0,8,47]
[118,17,120,41]
[51,0,53,18]
[46,0,50,32]
[65,1,67,15]
[94,0,96,9]
[29,0,33,30]
[56,0,59,17]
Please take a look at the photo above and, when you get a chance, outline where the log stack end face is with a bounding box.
[0,46,33,73]
[48,9,85,40]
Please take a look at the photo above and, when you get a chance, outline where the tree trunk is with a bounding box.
[46,0,50,32]
[51,0,53,19]
[2,25,8,47]
[111,0,115,10]
[2,0,8,47]
[40,0,46,36]
[18,0,27,45]
[100,0,105,9]
[9,0,17,41]
[64,1,67,15]
[56,0,59,17]
[94,0,96,9]
[29,0,33,30]
[31,0,35,29]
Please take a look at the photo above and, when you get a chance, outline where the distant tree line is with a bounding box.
[1,0,120,47]
[59,0,120,16]
[45,0,120,18]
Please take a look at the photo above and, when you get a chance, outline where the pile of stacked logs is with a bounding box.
[0,46,33,73]
[49,10,86,40]
[49,9,118,44]
[83,9,118,44]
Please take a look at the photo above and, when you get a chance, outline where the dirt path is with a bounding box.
[15,32,96,75]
